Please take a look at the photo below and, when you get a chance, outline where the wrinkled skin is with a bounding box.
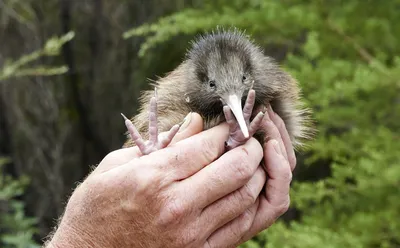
[45,108,295,248]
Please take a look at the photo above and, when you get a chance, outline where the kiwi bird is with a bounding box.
[122,29,311,154]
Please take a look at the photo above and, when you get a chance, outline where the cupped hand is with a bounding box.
[46,109,294,248]
[217,105,295,246]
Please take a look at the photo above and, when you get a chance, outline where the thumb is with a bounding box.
[170,112,204,144]
[94,113,203,175]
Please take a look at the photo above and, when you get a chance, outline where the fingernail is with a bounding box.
[271,139,281,155]
[178,112,192,133]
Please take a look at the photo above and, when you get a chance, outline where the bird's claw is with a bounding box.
[224,89,264,150]
[122,90,179,155]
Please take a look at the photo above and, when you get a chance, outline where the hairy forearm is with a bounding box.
[43,220,102,248]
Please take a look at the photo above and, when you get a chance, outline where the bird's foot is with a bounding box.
[223,89,264,150]
[122,90,179,155]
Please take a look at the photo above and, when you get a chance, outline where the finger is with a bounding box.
[137,122,230,180]
[205,198,259,248]
[264,139,292,206]
[176,138,263,209]
[201,167,266,237]
[259,108,288,161]
[169,112,204,145]
[266,105,296,170]
[96,113,204,175]
[239,139,292,241]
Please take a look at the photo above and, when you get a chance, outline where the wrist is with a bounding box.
[44,219,101,248]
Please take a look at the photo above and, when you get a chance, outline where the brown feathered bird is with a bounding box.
[122,29,311,154]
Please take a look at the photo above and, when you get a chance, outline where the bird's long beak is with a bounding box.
[225,94,249,138]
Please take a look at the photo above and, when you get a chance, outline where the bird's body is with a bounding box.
[124,29,311,150]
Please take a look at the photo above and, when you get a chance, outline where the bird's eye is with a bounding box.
[209,80,216,88]
[242,75,247,82]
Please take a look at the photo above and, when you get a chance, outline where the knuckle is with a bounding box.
[102,150,120,163]
[238,184,257,207]
[200,138,219,162]
[276,197,291,216]
[160,198,187,226]
[231,153,253,182]
[239,209,254,233]
[227,210,253,244]
[131,167,156,194]
[281,169,293,183]
[181,229,200,247]
[274,162,293,183]
[228,224,243,243]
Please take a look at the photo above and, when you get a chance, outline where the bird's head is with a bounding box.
[184,29,266,137]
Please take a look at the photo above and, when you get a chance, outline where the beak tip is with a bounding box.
[225,94,251,139]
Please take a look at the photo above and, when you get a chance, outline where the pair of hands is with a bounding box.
[46,107,295,248]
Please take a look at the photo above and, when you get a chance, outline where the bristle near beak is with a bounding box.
[224,94,249,138]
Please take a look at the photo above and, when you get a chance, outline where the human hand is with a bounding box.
[45,109,294,248]
[221,105,295,246]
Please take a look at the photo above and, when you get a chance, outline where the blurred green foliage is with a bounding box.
[0,157,39,248]
[127,0,400,247]
[0,32,74,81]
[0,32,73,247]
